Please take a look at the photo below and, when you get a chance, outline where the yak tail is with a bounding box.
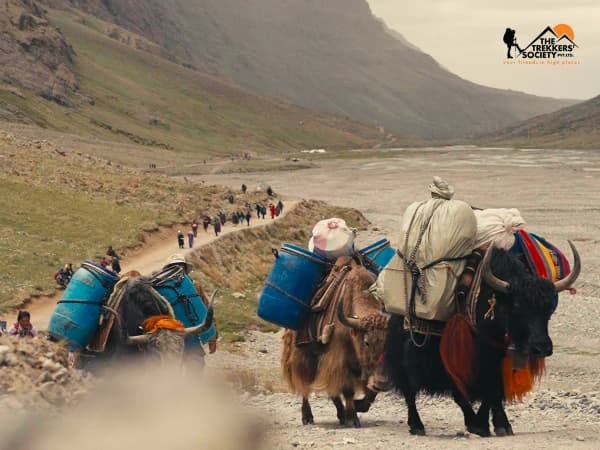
[503,356,545,402]
[440,314,477,399]
[281,330,314,396]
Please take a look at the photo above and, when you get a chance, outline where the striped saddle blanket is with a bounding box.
[511,230,571,282]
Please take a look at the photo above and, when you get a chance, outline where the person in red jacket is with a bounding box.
[269,203,276,219]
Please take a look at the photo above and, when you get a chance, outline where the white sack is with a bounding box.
[374,198,477,321]
[308,218,355,261]
[473,208,525,250]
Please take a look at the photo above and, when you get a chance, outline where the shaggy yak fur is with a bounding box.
[384,245,579,437]
[281,256,389,427]
[102,275,211,365]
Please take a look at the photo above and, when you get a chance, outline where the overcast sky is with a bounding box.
[367,0,599,100]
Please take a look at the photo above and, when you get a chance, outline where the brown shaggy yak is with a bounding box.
[281,256,389,427]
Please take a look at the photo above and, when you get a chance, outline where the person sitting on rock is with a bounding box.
[8,310,38,338]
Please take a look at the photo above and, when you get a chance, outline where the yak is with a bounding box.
[97,274,215,365]
[384,242,580,437]
[281,256,389,427]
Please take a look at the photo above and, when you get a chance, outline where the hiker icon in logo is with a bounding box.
[503,28,523,58]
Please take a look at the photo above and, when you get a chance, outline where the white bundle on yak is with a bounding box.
[473,208,525,250]
[373,177,477,321]
[308,218,356,261]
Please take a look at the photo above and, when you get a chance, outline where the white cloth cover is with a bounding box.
[373,198,477,321]
[308,218,356,261]
[473,208,525,250]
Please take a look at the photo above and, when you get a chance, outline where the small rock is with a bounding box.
[259,348,268,354]
[343,437,356,444]
[576,436,585,442]
[233,292,246,299]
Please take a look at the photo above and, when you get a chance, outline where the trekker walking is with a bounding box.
[212,217,221,236]
[219,211,226,226]
[255,203,261,218]
[191,220,199,237]
[245,211,251,226]
[202,216,210,232]
[277,200,284,215]
[111,255,121,274]
[260,205,267,219]
[188,230,194,248]
[269,203,276,219]
[241,183,247,194]
[177,230,185,248]
[267,185,273,197]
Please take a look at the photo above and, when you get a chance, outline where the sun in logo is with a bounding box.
[552,23,574,41]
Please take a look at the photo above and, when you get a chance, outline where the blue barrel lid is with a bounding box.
[358,238,390,254]
[281,243,328,264]
[81,260,120,280]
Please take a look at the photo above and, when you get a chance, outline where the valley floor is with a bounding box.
[204,147,600,449]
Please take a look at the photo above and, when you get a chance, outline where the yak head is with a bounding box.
[480,241,580,360]
[120,278,214,363]
[336,265,389,381]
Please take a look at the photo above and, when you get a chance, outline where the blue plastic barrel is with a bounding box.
[257,243,329,329]
[358,239,396,274]
[152,267,216,346]
[48,261,119,350]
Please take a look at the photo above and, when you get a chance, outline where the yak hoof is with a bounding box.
[495,425,514,437]
[302,416,314,425]
[352,416,361,428]
[467,426,491,437]
[409,428,426,436]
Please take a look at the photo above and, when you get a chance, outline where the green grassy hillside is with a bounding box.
[0,7,397,156]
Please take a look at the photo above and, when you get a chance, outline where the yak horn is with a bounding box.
[554,241,581,292]
[183,290,217,336]
[481,243,510,294]
[336,301,362,330]
[127,334,151,346]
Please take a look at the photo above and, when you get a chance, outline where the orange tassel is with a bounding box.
[142,315,184,333]
[503,355,545,402]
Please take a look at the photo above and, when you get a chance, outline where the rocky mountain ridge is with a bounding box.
[0,0,77,106]
[38,0,577,139]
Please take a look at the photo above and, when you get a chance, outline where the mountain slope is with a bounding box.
[481,94,600,149]
[1,5,406,155]
[43,0,576,140]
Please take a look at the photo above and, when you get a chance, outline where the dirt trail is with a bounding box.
[1,201,298,330]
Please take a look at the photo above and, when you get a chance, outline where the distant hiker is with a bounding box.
[202,216,210,232]
[261,205,267,219]
[106,245,118,259]
[267,185,273,197]
[188,230,195,248]
[177,230,185,249]
[503,28,523,58]
[191,220,199,237]
[255,203,261,218]
[277,200,284,216]
[245,211,251,226]
[241,183,247,194]
[232,213,239,225]
[228,194,235,204]
[99,257,112,270]
[9,311,37,338]
[237,211,244,224]
[65,263,74,279]
[219,211,227,226]
[111,255,121,274]
[269,203,276,219]
[212,217,222,236]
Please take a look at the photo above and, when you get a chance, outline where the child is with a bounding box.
[9,310,38,338]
